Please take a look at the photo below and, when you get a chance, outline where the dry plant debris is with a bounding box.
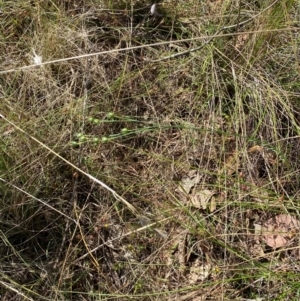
[260,214,300,249]
[178,170,201,194]
[178,170,217,212]
[190,189,216,211]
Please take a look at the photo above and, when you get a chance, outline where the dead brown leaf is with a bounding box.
[261,214,300,249]
[210,195,217,212]
[234,33,250,51]
[248,145,277,165]
[188,260,211,284]
[190,189,215,210]
[178,170,201,194]
[223,153,240,175]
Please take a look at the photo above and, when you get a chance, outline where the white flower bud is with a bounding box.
[150,4,157,15]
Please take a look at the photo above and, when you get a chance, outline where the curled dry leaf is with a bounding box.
[209,195,216,212]
[248,145,276,165]
[188,259,211,284]
[261,214,300,249]
[178,170,201,194]
[223,153,239,175]
[190,189,215,210]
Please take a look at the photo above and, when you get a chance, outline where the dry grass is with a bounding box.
[0,0,300,300]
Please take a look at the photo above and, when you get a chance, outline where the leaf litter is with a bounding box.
[260,214,300,249]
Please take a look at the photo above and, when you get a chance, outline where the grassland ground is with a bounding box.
[0,0,300,300]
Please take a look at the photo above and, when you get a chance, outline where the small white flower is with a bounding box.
[32,49,42,65]
[150,3,157,15]
[150,3,162,17]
